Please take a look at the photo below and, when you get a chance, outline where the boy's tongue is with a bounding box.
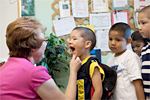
[70,47,75,53]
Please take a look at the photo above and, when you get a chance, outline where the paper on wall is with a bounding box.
[96,30,110,51]
[112,11,129,25]
[59,1,71,18]
[91,0,109,12]
[53,16,76,37]
[134,0,150,11]
[90,13,111,30]
[71,0,89,17]
[113,0,128,8]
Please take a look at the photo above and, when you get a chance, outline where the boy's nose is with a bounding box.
[138,24,142,31]
[111,40,116,45]
[69,40,72,45]
[134,47,138,52]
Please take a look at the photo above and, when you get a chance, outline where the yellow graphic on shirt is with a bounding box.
[77,79,84,100]
[90,60,105,82]
[81,56,105,82]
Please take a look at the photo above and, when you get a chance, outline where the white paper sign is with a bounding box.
[92,0,108,12]
[53,16,76,37]
[134,0,150,11]
[59,1,71,18]
[113,0,128,8]
[96,30,110,51]
[90,13,111,30]
[71,0,89,17]
[112,11,129,25]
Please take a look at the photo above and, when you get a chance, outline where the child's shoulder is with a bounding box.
[108,50,139,60]
[82,56,93,65]
[126,49,136,55]
[123,50,140,59]
[142,41,150,50]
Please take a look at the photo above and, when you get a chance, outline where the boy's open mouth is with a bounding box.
[70,46,75,53]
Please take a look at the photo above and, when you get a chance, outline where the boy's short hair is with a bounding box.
[109,22,131,40]
[73,27,96,51]
[131,31,145,43]
[139,5,150,19]
[6,17,45,57]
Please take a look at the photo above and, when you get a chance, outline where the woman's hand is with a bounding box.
[69,54,81,73]
[65,54,81,99]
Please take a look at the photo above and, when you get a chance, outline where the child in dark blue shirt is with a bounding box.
[138,5,150,99]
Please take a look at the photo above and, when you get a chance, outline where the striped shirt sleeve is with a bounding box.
[141,42,150,96]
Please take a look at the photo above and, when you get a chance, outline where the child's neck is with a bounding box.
[114,49,127,57]
[80,53,91,61]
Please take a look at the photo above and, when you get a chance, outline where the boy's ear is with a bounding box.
[126,38,132,45]
[85,41,92,49]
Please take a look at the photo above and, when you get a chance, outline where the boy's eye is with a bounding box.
[73,38,77,40]
[142,22,146,24]
[116,39,120,41]
[109,38,112,41]
[136,44,140,47]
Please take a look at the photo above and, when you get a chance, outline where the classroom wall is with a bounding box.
[34,0,54,36]
[0,0,18,62]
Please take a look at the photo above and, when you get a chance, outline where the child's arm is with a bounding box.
[133,79,145,100]
[91,67,103,100]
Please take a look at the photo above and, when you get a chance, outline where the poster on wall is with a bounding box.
[111,11,129,25]
[96,30,110,51]
[112,0,129,10]
[21,0,35,16]
[71,0,89,17]
[134,0,150,11]
[59,1,71,18]
[91,0,109,12]
[90,13,111,30]
[53,16,76,37]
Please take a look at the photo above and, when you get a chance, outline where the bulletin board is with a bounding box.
[51,0,138,56]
